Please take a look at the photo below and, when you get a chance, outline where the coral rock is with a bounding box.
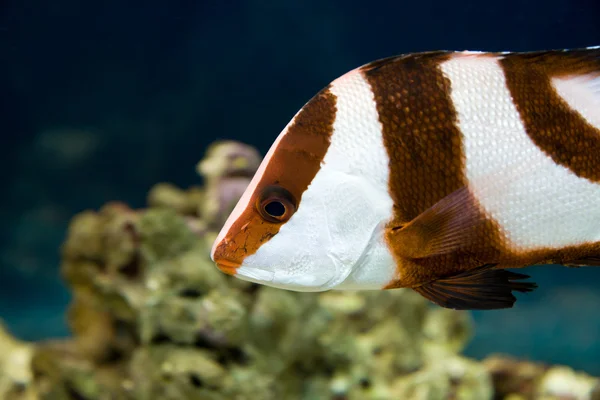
[0,322,37,400]
[3,140,598,400]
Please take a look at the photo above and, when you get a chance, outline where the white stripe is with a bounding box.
[440,55,600,251]
[326,70,392,187]
[325,69,397,289]
[552,74,600,131]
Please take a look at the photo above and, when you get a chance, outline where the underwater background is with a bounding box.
[1,0,600,379]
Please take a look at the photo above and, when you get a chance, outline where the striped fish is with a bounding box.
[210,47,600,310]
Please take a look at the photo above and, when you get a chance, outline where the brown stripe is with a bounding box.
[361,52,541,289]
[500,49,600,183]
[362,52,465,223]
[362,52,494,287]
[212,86,337,267]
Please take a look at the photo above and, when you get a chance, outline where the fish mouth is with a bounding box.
[214,258,241,276]
[214,258,275,284]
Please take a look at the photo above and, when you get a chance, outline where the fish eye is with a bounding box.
[264,200,285,217]
[257,185,297,223]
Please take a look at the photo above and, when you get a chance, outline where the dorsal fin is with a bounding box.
[412,264,538,310]
[501,47,600,74]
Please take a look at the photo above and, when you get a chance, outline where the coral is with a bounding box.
[1,140,599,399]
[0,322,37,399]
[484,356,600,400]
[196,140,261,234]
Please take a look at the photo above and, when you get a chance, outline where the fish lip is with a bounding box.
[214,258,241,276]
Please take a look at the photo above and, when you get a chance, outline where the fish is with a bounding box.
[210,47,600,310]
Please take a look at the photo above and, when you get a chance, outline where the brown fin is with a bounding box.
[565,256,600,267]
[390,186,485,258]
[412,264,538,310]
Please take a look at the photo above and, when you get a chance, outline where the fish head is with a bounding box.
[210,177,348,292]
[210,85,389,291]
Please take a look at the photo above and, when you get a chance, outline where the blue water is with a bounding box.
[1,0,599,374]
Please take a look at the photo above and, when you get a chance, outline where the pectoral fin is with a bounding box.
[391,186,485,259]
[412,264,538,310]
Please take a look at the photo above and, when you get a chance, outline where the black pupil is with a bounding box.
[264,200,285,217]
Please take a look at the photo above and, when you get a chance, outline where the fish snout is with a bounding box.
[211,238,242,276]
[210,238,242,275]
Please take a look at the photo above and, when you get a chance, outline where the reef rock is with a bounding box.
[2,140,599,400]
[484,356,600,400]
[0,322,36,400]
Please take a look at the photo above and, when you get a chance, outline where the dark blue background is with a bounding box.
[2,0,599,373]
